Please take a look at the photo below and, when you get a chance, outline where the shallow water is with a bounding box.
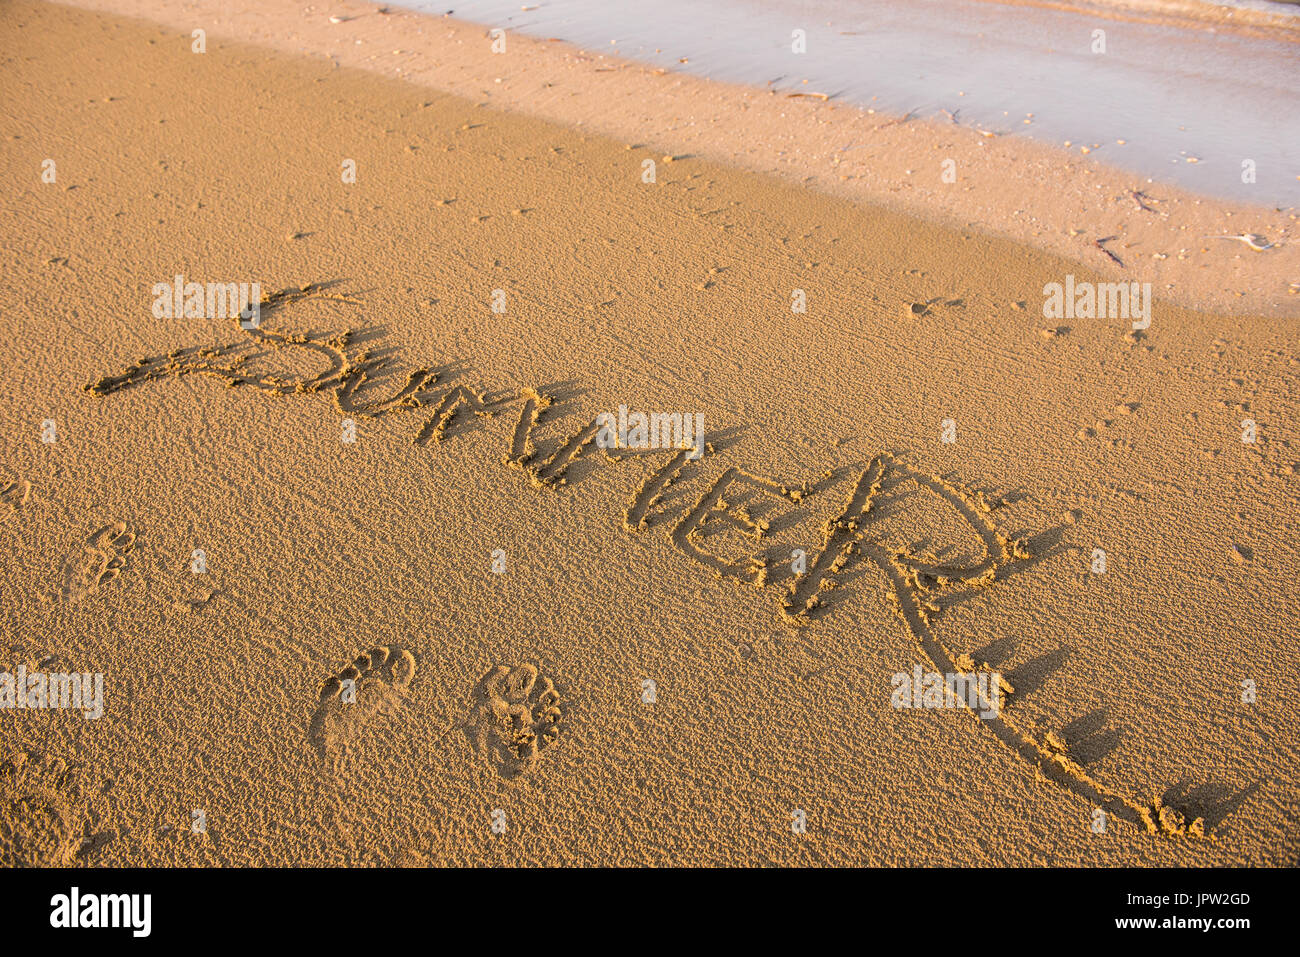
[402,0,1299,207]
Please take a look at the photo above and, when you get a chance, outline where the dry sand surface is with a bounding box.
[1,0,1297,866]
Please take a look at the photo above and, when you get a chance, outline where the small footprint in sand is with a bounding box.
[905,297,964,318]
[171,588,220,614]
[1,479,30,520]
[60,520,136,603]
[308,645,417,766]
[464,663,564,778]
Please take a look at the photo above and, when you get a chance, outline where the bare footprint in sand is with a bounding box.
[1,479,30,520]
[308,645,417,767]
[464,663,564,778]
[60,520,137,603]
[0,751,100,866]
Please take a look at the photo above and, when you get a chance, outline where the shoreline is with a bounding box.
[59,0,1300,319]
[972,0,1300,38]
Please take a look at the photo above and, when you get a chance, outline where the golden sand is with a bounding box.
[1,0,1296,866]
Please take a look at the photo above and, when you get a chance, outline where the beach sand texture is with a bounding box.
[1,0,1297,865]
